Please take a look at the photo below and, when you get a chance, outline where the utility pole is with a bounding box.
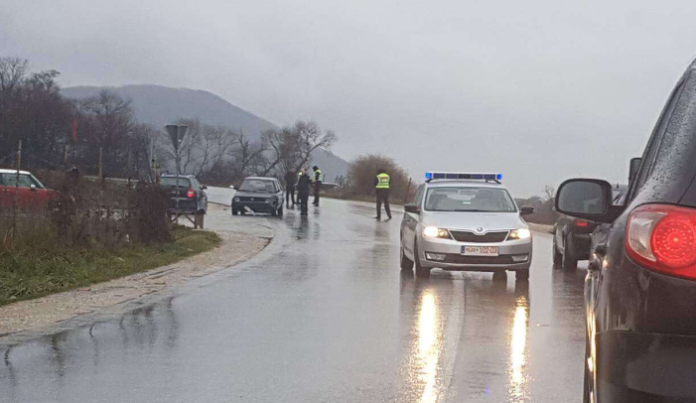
[165,124,189,224]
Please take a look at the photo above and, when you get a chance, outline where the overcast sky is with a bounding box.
[2,0,695,196]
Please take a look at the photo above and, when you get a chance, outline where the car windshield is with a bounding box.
[0,173,44,189]
[160,177,191,188]
[424,187,517,212]
[239,179,276,193]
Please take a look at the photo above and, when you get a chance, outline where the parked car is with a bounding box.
[160,174,208,216]
[231,177,284,217]
[553,185,627,270]
[0,169,53,210]
[556,60,696,402]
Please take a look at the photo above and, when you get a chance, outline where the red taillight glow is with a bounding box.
[626,204,696,280]
[187,189,196,198]
[575,219,589,228]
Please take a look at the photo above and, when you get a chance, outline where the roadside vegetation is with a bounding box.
[0,226,219,306]
[0,171,220,306]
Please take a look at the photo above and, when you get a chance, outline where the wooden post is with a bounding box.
[98,147,103,182]
[63,144,70,168]
[404,177,412,204]
[11,140,22,244]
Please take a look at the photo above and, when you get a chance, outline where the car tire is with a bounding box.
[400,244,414,271]
[414,240,430,278]
[516,269,530,281]
[232,209,238,216]
[562,236,578,271]
[278,206,283,218]
[553,235,562,265]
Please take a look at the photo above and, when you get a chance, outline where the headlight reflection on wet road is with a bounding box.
[508,296,529,401]
[417,291,442,403]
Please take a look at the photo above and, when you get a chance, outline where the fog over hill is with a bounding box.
[62,85,349,182]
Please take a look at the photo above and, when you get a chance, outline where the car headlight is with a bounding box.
[509,228,531,240]
[423,226,450,239]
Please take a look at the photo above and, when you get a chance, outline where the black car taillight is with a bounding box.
[187,189,196,198]
[574,219,589,228]
[626,204,696,280]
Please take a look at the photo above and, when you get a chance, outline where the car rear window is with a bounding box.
[160,177,192,188]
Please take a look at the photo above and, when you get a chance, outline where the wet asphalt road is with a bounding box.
[0,198,587,403]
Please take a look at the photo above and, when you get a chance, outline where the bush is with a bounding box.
[0,170,171,250]
[344,154,415,203]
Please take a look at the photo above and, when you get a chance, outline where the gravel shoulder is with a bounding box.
[0,206,269,344]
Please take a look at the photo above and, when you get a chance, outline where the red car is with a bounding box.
[0,169,53,209]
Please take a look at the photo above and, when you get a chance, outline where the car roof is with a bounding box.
[161,174,195,178]
[244,177,277,181]
[0,169,32,175]
[426,180,507,189]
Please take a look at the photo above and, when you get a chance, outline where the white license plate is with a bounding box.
[462,246,499,256]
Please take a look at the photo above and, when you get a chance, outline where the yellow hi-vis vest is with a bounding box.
[376,173,390,189]
[313,169,323,183]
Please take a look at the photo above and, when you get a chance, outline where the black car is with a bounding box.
[161,174,208,215]
[553,186,627,270]
[232,177,284,217]
[556,60,696,402]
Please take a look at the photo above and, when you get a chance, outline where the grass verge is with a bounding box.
[0,227,221,306]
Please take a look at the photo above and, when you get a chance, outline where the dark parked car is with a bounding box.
[553,185,627,270]
[556,60,696,402]
[232,177,284,217]
[161,174,208,215]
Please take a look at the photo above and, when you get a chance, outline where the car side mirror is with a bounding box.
[555,179,613,223]
[520,206,534,216]
[404,203,420,214]
[229,185,236,190]
[201,185,207,190]
[30,184,37,191]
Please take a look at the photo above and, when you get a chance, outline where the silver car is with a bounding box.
[400,174,534,279]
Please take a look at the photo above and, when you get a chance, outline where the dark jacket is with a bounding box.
[297,174,311,195]
[285,171,296,187]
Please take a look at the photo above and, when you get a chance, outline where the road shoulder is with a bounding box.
[0,229,268,346]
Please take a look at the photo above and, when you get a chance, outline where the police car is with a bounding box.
[400,172,535,279]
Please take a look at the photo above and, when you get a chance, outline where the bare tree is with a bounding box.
[543,185,556,202]
[293,121,338,170]
[0,57,28,96]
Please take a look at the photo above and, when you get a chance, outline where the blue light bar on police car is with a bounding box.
[425,172,503,181]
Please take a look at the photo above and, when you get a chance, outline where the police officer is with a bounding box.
[284,168,297,206]
[375,168,392,220]
[297,167,311,216]
[312,165,322,206]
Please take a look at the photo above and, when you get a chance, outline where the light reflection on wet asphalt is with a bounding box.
[0,199,586,402]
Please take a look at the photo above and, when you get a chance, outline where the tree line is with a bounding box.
[0,57,337,184]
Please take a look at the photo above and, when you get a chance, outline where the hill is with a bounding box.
[61,85,349,182]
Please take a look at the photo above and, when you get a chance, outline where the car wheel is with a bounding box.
[553,235,562,265]
[562,236,578,271]
[278,206,283,218]
[414,240,430,278]
[516,269,529,281]
[232,208,238,216]
[400,243,414,271]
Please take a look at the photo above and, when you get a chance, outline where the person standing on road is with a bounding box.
[374,168,392,221]
[297,168,311,216]
[284,168,297,207]
[312,165,322,207]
